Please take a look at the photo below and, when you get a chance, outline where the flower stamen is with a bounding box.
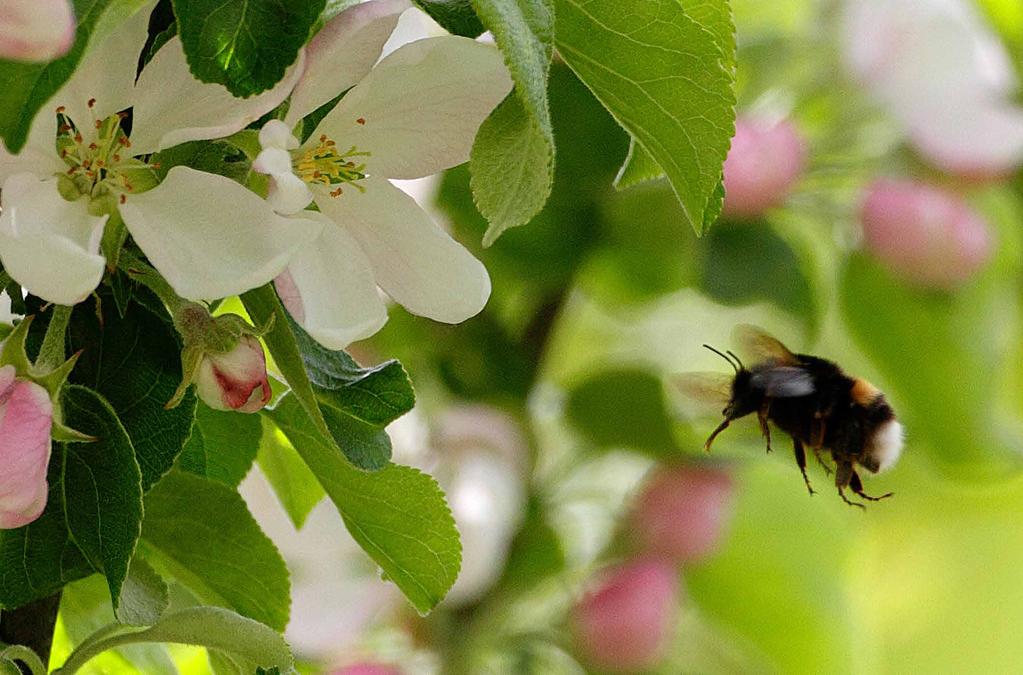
[293,135,370,196]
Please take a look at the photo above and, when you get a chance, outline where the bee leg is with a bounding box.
[703,418,731,452]
[793,438,814,495]
[835,462,865,510]
[757,400,772,453]
[812,446,833,475]
[811,411,827,449]
[850,470,893,502]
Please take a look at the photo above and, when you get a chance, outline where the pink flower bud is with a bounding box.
[0,0,76,62]
[629,465,734,565]
[331,665,402,675]
[721,117,806,219]
[0,365,54,529]
[571,559,680,672]
[194,335,271,413]
[860,179,992,289]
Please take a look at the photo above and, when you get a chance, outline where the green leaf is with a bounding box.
[140,471,291,632]
[264,395,461,613]
[60,574,178,674]
[565,368,681,458]
[699,220,816,331]
[241,285,335,448]
[291,317,415,426]
[55,606,293,675]
[0,0,114,152]
[67,292,197,492]
[613,140,664,190]
[412,0,486,36]
[287,312,415,470]
[60,386,144,615]
[178,402,263,487]
[115,557,170,626]
[257,417,325,529]
[840,253,1022,478]
[151,140,253,186]
[172,0,324,97]
[553,0,735,234]
[469,0,555,244]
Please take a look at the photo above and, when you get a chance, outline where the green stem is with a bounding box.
[36,305,73,371]
[52,625,145,674]
[0,645,46,675]
[116,249,188,314]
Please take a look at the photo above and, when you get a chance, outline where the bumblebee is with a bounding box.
[681,326,904,508]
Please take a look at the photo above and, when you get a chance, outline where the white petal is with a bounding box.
[0,114,62,184]
[284,0,410,127]
[53,4,152,123]
[906,99,1023,175]
[0,174,106,304]
[266,172,314,216]
[130,37,305,154]
[314,176,489,322]
[312,36,512,179]
[259,120,300,151]
[119,166,322,300]
[278,214,388,349]
[252,147,294,175]
[0,0,75,62]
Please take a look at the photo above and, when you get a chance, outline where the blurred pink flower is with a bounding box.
[841,0,1023,177]
[0,365,53,529]
[629,465,734,564]
[721,117,805,219]
[195,335,272,413]
[860,179,991,289]
[0,0,75,62]
[571,559,680,672]
[331,664,402,675]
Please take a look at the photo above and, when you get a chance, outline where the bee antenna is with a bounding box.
[703,344,739,373]
[726,350,744,370]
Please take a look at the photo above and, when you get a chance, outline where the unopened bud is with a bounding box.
[722,117,806,219]
[0,0,75,62]
[0,365,53,529]
[629,465,734,565]
[571,559,680,672]
[860,179,992,289]
[194,335,271,413]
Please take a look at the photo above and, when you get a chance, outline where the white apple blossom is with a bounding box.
[841,0,1023,177]
[252,0,513,349]
[0,5,322,305]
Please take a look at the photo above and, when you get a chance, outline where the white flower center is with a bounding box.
[293,134,370,198]
[54,99,156,203]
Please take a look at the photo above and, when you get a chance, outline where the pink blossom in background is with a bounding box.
[841,0,1023,178]
[571,559,680,672]
[0,365,53,529]
[331,664,402,675]
[860,179,992,289]
[721,117,806,219]
[195,335,272,413]
[629,465,734,565]
[0,0,75,62]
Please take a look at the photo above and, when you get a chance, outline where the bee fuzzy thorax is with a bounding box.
[866,419,904,474]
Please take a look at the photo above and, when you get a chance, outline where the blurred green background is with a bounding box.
[52,0,1023,672]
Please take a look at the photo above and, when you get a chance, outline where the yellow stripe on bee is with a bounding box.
[851,378,881,406]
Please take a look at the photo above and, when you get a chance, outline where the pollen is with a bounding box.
[356,117,366,125]
[293,136,370,196]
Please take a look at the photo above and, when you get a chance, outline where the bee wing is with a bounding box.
[671,371,733,406]
[733,324,799,366]
[750,366,815,397]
